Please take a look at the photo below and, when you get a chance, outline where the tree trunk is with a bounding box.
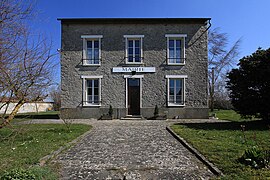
[0,100,25,128]
[210,68,215,112]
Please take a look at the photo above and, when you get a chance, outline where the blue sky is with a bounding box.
[33,0,270,84]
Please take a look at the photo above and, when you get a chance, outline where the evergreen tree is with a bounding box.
[227,48,270,120]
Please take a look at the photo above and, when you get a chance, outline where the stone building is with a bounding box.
[58,18,210,119]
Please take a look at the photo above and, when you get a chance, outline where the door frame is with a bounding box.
[124,75,143,115]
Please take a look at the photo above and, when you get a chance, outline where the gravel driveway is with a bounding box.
[53,120,215,180]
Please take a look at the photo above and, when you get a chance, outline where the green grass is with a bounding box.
[209,109,259,122]
[0,124,91,179]
[171,121,270,179]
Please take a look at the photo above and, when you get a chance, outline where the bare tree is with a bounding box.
[50,85,61,111]
[208,28,241,111]
[0,0,56,128]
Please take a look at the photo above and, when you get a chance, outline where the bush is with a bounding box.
[238,146,270,169]
[0,168,36,180]
[108,105,113,117]
[154,105,159,117]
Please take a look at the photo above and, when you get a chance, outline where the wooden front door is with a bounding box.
[128,78,140,115]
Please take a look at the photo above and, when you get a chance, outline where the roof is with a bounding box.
[57,18,211,24]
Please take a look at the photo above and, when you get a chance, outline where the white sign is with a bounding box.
[112,67,156,73]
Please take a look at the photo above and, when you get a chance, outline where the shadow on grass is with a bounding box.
[175,120,270,131]
[14,114,59,119]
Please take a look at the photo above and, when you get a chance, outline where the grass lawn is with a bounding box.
[171,119,270,179]
[0,123,91,179]
[209,109,261,122]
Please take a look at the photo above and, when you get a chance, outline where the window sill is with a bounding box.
[83,104,101,107]
[125,62,144,65]
[167,63,185,66]
[82,64,101,66]
[167,103,185,107]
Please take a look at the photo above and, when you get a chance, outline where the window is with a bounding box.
[165,75,187,106]
[165,34,187,65]
[81,35,103,65]
[81,75,103,106]
[124,35,144,64]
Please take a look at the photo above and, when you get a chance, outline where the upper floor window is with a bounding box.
[124,35,144,64]
[81,35,103,66]
[165,75,187,106]
[81,75,103,106]
[165,34,187,65]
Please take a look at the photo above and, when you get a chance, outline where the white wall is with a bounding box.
[0,102,53,114]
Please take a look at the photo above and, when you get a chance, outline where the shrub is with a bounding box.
[154,105,159,117]
[108,105,113,117]
[238,146,270,169]
[0,168,36,180]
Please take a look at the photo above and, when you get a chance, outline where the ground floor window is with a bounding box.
[165,75,187,106]
[81,75,102,106]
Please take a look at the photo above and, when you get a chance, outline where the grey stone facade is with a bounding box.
[59,18,210,119]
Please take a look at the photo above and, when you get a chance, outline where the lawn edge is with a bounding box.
[166,126,223,176]
[39,124,93,166]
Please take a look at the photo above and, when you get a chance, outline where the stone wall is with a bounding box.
[60,20,209,119]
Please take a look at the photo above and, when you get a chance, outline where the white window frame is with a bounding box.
[124,35,144,64]
[81,35,103,66]
[81,75,103,106]
[165,34,187,65]
[165,75,187,107]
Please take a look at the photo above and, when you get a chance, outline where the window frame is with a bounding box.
[165,75,187,107]
[81,35,103,66]
[165,34,187,65]
[81,75,103,106]
[124,35,144,64]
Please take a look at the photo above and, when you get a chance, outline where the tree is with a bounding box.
[227,48,270,120]
[50,85,61,111]
[0,0,56,128]
[208,28,241,111]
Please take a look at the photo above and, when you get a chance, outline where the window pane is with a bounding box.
[169,79,174,88]
[169,49,174,63]
[176,40,181,48]
[88,88,92,98]
[169,40,174,48]
[94,88,98,95]
[94,49,99,59]
[176,48,180,58]
[169,88,174,95]
[135,40,140,48]
[128,56,133,62]
[128,40,133,48]
[128,48,133,56]
[175,79,181,88]
[135,47,140,55]
[87,41,92,48]
[93,80,98,87]
[169,95,174,103]
[94,40,99,48]
[87,95,92,102]
[176,95,181,103]
[94,95,99,103]
[135,56,140,62]
[87,48,92,59]
[86,80,92,88]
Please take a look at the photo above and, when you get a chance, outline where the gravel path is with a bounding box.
[51,120,217,180]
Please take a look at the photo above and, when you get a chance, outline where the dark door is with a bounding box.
[128,78,140,115]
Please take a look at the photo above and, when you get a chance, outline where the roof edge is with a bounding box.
[57,18,211,24]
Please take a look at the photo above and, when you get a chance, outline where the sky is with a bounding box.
[32,0,270,84]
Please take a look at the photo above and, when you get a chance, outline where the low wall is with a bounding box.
[0,102,53,114]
